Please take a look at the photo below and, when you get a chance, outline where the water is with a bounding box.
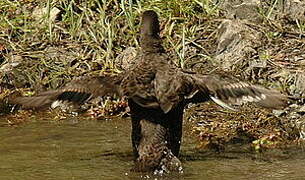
[0,115,304,180]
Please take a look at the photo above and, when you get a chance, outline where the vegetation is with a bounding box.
[0,0,218,88]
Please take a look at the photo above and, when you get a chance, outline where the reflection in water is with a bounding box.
[0,115,304,180]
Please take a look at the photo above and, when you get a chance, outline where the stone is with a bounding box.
[214,19,261,70]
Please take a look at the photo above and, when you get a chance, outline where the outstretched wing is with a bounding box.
[154,70,289,113]
[10,75,122,109]
[194,75,288,109]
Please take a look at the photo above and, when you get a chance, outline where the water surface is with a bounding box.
[0,115,304,180]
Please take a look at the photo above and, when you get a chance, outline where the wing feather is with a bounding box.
[191,74,289,109]
[10,75,122,109]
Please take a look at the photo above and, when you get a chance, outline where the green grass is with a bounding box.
[0,0,304,91]
[0,0,221,89]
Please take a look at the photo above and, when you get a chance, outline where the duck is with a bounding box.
[11,10,289,172]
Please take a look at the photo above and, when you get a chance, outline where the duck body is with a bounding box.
[120,48,187,171]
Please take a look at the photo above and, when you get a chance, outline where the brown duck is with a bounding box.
[11,10,289,172]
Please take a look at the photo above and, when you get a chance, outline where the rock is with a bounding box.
[220,0,305,22]
[214,19,261,70]
[296,105,305,115]
[32,6,61,23]
[0,55,21,73]
[283,0,305,21]
[114,47,137,71]
[294,118,305,140]
[294,73,305,96]
[220,0,263,23]
[272,109,286,117]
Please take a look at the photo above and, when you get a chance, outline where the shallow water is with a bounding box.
[0,115,305,180]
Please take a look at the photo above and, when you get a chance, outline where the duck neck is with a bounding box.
[140,10,164,53]
[140,35,164,53]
